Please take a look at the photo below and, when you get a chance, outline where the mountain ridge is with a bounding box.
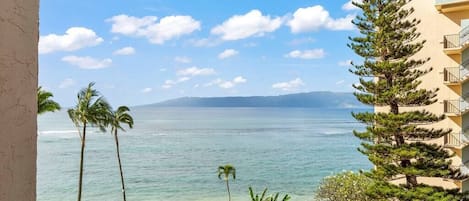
[138,91,367,108]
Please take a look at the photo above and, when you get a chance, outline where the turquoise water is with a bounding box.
[37,107,371,201]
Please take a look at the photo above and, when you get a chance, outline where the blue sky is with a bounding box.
[39,0,361,107]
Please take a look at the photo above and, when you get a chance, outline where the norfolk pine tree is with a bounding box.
[349,0,467,200]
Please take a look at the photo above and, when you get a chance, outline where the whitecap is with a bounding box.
[39,130,78,134]
[38,130,79,139]
[319,129,351,135]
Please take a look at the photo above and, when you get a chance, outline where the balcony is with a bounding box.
[444,132,469,147]
[443,26,469,55]
[436,0,469,13]
[444,99,469,116]
[454,163,469,176]
[443,67,469,85]
[450,161,469,181]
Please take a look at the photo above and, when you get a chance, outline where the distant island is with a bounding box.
[141,91,368,108]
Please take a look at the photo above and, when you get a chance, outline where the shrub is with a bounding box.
[314,171,373,201]
[249,187,291,201]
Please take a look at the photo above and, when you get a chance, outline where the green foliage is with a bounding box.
[218,164,236,201]
[67,82,111,201]
[249,187,290,201]
[369,180,466,201]
[68,82,111,138]
[218,164,236,181]
[315,171,374,201]
[108,106,134,134]
[107,105,134,201]
[349,0,467,200]
[37,86,61,115]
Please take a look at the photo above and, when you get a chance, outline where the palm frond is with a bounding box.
[37,87,61,114]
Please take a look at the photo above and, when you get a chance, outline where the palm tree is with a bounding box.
[68,82,111,201]
[108,106,134,201]
[37,86,61,115]
[218,164,236,201]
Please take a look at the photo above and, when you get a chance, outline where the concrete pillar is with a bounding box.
[0,0,39,200]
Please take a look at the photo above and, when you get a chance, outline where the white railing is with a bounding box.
[461,25,469,47]
[444,99,469,115]
[443,67,469,83]
[460,163,469,176]
[444,132,469,147]
[436,0,469,5]
[443,26,469,49]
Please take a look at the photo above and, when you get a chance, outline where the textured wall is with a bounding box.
[0,0,39,200]
[375,0,465,189]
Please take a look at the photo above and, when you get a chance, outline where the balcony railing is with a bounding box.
[444,34,460,49]
[444,26,469,50]
[462,25,469,46]
[444,99,469,115]
[436,0,469,5]
[443,67,469,83]
[459,163,469,176]
[444,132,469,147]
[436,0,469,13]
[451,162,469,178]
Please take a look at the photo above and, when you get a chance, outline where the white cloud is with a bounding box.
[178,77,191,82]
[141,88,153,93]
[233,76,247,84]
[336,80,345,85]
[272,78,305,91]
[218,49,239,59]
[165,77,191,85]
[326,15,356,31]
[285,49,325,59]
[177,67,216,76]
[161,84,172,89]
[39,27,103,54]
[160,68,167,72]
[107,14,201,44]
[188,38,222,47]
[338,59,353,67]
[113,46,136,55]
[59,78,76,89]
[287,5,355,33]
[342,0,362,11]
[204,78,223,87]
[205,76,247,89]
[107,15,157,35]
[145,16,202,44]
[161,77,191,89]
[219,82,235,89]
[211,10,282,41]
[62,56,112,69]
[174,56,192,63]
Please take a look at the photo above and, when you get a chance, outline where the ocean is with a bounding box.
[37,107,371,201]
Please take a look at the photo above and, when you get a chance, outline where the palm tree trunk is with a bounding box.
[226,180,231,201]
[114,130,127,201]
[78,123,86,201]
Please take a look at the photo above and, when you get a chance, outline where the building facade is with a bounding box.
[382,0,469,192]
[435,0,469,192]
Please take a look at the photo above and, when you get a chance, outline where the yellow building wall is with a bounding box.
[375,0,469,190]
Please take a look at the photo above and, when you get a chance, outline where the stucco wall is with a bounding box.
[375,0,468,189]
[0,0,39,201]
